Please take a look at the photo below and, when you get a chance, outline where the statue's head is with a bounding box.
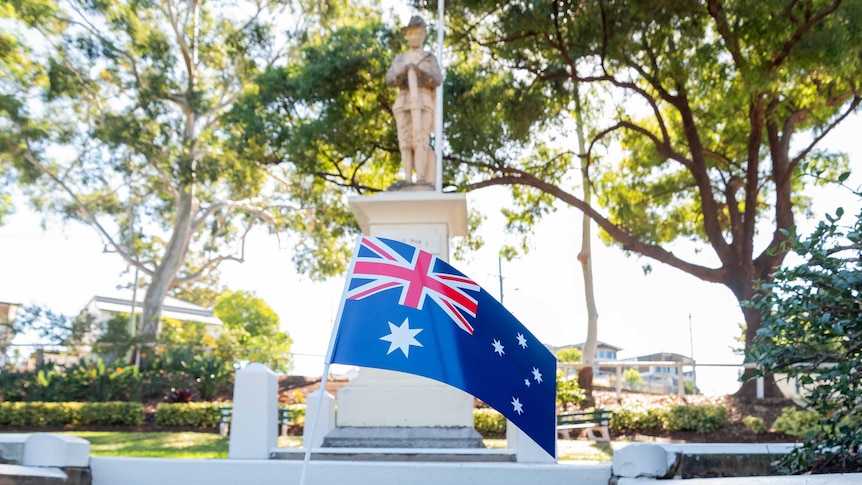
[402,16,427,33]
[402,16,427,47]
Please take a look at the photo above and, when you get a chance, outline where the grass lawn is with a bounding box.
[62,432,611,461]
[61,432,301,459]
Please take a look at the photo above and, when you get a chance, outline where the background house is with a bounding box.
[80,292,224,358]
[629,351,695,394]
[549,341,623,383]
[84,292,223,335]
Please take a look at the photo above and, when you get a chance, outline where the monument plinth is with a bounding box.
[323,190,484,449]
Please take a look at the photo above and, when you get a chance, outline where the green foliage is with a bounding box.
[609,405,666,433]
[213,290,292,372]
[473,408,507,437]
[1,350,233,403]
[0,401,142,426]
[2,0,315,341]
[556,370,586,407]
[623,369,643,385]
[747,205,862,471]
[771,407,822,439]
[64,359,141,402]
[555,347,581,363]
[609,404,727,434]
[742,415,767,435]
[155,403,222,428]
[72,402,144,426]
[0,402,72,426]
[284,404,305,428]
[139,348,234,401]
[93,314,135,365]
[664,405,727,434]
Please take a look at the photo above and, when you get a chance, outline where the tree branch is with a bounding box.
[466,165,726,283]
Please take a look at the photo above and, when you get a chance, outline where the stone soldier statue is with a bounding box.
[385,16,442,187]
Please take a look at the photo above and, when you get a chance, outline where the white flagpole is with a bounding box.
[298,237,364,485]
[434,0,445,193]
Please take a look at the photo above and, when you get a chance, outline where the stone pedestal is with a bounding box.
[325,190,482,448]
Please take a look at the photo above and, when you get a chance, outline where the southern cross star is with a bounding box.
[532,367,543,383]
[380,318,423,357]
[511,397,523,415]
[492,339,505,356]
[516,333,528,349]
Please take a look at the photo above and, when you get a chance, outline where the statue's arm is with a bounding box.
[414,53,442,88]
[385,54,407,87]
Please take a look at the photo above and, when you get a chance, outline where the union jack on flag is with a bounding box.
[346,237,480,334]
[329,236,557,458]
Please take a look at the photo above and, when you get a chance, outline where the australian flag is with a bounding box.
[328,236,557,457]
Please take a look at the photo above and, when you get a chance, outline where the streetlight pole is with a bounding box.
[689,311,697,392]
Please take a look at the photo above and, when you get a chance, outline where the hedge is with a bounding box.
[0,402,143,427]
[155,402,222,427]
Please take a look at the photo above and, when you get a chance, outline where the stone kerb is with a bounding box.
[22,433,90,468]
[613,442,800,480]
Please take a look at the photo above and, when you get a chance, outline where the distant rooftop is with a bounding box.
[87,291,222,326]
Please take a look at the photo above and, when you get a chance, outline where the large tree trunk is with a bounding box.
[728,271,785,399]
[137,188,197,353]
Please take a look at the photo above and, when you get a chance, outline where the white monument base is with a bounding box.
[325,190,480,448]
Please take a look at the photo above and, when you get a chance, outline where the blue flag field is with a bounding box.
[328,236,557,457]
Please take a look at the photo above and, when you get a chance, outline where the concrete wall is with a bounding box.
[90,457,611,485]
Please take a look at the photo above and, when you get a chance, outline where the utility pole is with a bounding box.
[497,253,504,305]
[689,311,697,393]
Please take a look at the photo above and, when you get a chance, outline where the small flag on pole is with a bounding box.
[328,236,557,457]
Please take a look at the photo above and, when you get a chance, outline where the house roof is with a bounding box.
[569,341,624,352]
[632,352,694,364]
[87,291,223,326]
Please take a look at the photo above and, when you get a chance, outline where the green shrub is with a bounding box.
[285,404,305,427]
[474,408,506,436]
[556,370,586,407]
[0,402,72,426]
[155,402,221,427]
[0,401,144,427]
[664,405,727,433]
[75,402,144,426]
[742,415,767,434]
[609,405,666,433]
[771,407,821,438]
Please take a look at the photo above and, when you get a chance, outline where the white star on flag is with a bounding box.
[511,397,523,415]
[380,318,423,357]
[524,378,531,387]
[492,339,505,356]
[532,367,543,383]
[516,333,527,348]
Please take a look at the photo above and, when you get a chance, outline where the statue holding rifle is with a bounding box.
[386,16,442,187]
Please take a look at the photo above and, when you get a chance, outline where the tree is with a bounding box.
[555,347,582,363]
[747,203,862,472]
[12,304,97,357]
[0,0,329,355]
[235,2,862,396]
[213,290,292,372]
[442,0,862,397]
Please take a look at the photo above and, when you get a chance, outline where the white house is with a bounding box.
[629,351,695,393]
[83,291,223,339]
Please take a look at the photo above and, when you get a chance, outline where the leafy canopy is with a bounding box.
[213,290,293,372]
